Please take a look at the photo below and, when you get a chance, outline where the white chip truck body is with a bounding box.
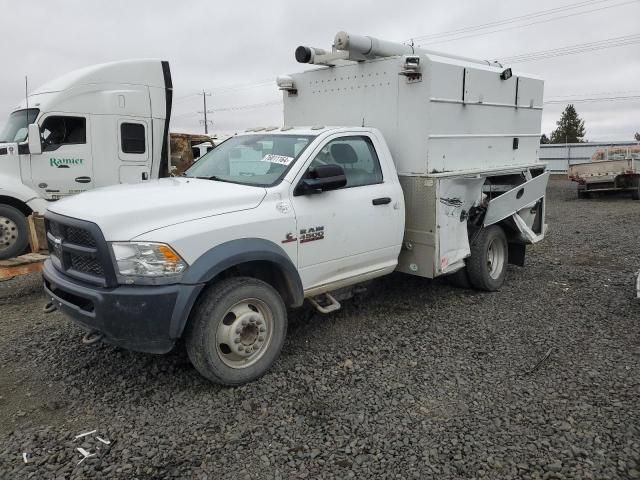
[41,32,548,385]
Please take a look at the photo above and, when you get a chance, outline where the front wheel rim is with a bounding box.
[486,238,506,280]
[0,216,19,252]
[215,298,274,369]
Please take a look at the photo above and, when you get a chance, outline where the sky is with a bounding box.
[1,0,638,142]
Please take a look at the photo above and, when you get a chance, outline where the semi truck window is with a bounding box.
[308,136,383,188]
[121,123,146,154]
[41,116,86,149]
[0,108,39,143]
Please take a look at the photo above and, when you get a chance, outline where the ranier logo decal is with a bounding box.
[50,158,83,168]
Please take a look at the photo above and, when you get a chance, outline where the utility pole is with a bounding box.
[198,90,213,134]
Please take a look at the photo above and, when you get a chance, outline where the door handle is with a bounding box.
[75,176,91,184]
[372,197,391,205]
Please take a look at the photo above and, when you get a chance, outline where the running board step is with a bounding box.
[309,292,341,314]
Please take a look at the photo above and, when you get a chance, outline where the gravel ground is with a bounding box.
[0,177,639,479]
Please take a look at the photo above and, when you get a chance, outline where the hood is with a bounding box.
[49,177,267,240]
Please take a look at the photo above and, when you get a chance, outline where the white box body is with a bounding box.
[283,54,544,175]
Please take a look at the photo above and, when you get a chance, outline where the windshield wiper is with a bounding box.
[189,175,232,183]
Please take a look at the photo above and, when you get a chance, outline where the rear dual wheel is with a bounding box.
[185,277,287,386]
[449,225,508,292]
[631,179,640,200]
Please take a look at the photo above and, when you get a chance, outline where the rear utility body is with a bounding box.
[283,32,548,276]
[42,32,548,385]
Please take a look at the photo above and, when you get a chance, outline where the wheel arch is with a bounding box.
[170,238,303,339]
[0,195,33,217]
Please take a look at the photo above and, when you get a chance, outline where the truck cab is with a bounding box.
[42,127,405,384]
[0,59,172,259]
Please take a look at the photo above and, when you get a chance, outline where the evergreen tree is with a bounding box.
[540,134,549,144]
[635,132,640,142]
[550,104,586,144]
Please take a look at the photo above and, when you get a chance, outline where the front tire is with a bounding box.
[0,205,29,260]
[466,225,508,291]
[185,277,287,385]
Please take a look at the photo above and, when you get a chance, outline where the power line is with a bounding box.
[172,80,275,106]
[544,95,640,104]
[546,89,640,99]
[501,33,640,63]
[172,100,282,120]
[173,93,199,102]
[416,0,639,47]
[210,80,274,94]
[211,100,282,112]
[408,0,615,43]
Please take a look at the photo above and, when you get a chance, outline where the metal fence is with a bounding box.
[540,141,640,173]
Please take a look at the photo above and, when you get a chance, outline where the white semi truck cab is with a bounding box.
[42,32,549,386]
[0,60,172,259]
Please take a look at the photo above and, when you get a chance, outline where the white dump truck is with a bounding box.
[42,32,548,385]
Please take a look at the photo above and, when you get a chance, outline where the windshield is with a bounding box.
[184,134,315,186]
[0,109,39,143]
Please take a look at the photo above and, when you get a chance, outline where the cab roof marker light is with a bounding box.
[276,75,295,91]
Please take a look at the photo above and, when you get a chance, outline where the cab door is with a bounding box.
[30,114,93,199]
[290,133,404,291]
[117,119,152,184]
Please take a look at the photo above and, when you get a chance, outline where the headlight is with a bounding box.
[110,242,188,284]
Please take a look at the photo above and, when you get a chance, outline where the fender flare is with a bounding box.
[0,173,42,210]
[169,238,304,338]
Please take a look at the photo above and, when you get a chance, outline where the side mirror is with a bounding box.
[295,164,347,195]
[28,124,42,155]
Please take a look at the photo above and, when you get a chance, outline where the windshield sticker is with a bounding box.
[261,154,294,166]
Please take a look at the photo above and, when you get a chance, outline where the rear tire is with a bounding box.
[466,225,508,292]
[631,179,640,200]
[447,267,472,289]
[0,205,29,260]
[577,189,590,199]
[185,276,287,386]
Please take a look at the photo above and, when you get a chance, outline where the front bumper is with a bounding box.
[43,260,203,353]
